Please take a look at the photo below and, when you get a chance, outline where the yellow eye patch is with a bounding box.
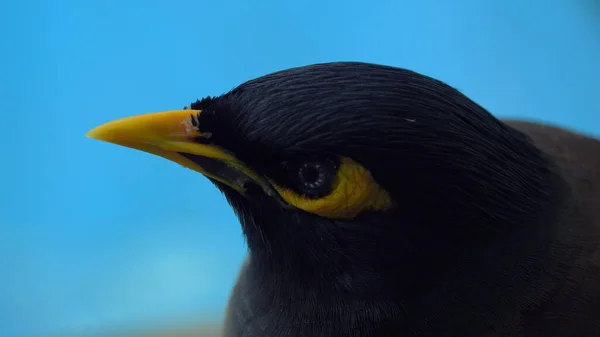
[273,157,393,219]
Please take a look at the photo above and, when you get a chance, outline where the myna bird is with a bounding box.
[86,62,600,337]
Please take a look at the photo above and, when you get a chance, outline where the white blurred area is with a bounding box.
[57,322,222,337]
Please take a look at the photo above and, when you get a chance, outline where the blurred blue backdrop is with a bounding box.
[1,0,599,336]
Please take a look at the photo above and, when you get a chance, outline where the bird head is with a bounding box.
[87,62,551,293]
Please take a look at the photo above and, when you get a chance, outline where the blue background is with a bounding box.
[2,0,599,336]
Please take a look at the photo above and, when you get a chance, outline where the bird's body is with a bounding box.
[223,121,600,337]
[87,62,600,337]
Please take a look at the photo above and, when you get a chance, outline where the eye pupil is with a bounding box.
[280,158,337,198]
[299,164,322,185]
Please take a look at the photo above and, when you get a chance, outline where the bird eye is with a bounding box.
[281,159,337,198]
[299,162,325,186]
[274,156,393,219]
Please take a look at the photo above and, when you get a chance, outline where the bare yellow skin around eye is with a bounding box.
[273,157,393,219]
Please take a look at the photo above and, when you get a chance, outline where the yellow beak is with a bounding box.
[86,110,267,195]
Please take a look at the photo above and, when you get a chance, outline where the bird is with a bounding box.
[86,62,600,337]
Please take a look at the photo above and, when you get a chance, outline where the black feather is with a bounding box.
[187,62,600,337]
